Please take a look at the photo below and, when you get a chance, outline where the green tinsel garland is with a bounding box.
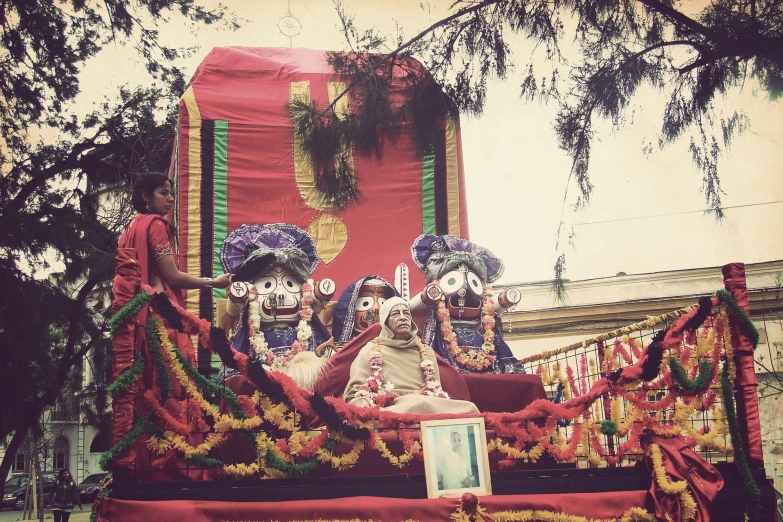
[668,358,713,394]
[720,359,761,504]
[599,419,618,436]
[186,454,226,469]
[88,487,110,522]
[170,342,246,420]
[109,291,151,336]
[144,319,172,404]
[107,351,143,399]
[99,416,157,471]
[716,289,760,349]
[264,437,339,476]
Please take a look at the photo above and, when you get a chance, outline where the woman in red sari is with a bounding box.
[119,174,231,359]
[112,173,230,480]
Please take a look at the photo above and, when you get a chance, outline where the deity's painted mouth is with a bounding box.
[446,293,482,320]
[261,302,300,316]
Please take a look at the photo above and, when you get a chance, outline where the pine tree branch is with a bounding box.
[321,0,503,117]
[636,0,721,42]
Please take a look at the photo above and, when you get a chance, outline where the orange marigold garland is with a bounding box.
[436,287,497,371]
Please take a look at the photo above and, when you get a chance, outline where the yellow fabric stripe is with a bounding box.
[292,81,333,212]
[181,86,202,314]
[445,113,461,238]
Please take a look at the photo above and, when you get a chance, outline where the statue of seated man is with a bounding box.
[343,297,479,414]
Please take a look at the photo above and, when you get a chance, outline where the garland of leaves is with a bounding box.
[265,437,340,477]
[107,350,143,398]
[88,484,111,522]
[715,289,760,348]
[102,284,762,485]
[145,319,172,404]
[668,358,713,394]
[109,291,150,335]
[720,358,761,505]
[99,416,158,471]
[170,342,246,421]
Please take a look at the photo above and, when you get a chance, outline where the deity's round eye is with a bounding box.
[467,272,484,295]
[254,276,277,295]
[439,270,465,296]
[281,276,301,293]
[377,297,387,306]
[356,297,375,311]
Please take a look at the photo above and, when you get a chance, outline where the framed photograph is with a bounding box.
[420,417,492,499]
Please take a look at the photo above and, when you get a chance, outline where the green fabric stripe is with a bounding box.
[213,120,229,306]
[421,152,436,234]
[213,120,229,372]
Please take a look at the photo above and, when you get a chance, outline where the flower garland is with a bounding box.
[248,279,315,368]
[436,286,497,371]
[144,319,172,403]
[649,443,698,522]
[151,314,247,421]
[720,357,761,504]
[107,350,143,398]
[450,495,658,522]
[353,338,450,407]
[668,358,713,394]
[99,416,157,470]
[109,290,151,335]
[369,432,421,468]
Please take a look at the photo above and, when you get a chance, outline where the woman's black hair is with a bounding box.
[57,469,72,482]
[131,173,173,214]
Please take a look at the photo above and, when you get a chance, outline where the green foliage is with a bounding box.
[330,0,783,283]
[289,98,360,209]
[289,2,457,208]
[0,0,237,492]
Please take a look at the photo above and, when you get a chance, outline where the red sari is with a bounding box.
[112,214,206,480]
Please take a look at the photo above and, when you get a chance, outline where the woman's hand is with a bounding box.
[211,273,232,289]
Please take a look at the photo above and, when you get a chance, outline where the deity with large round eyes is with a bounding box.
[332,276,399,343]
[409,234,524,374]
[217,223,337,389]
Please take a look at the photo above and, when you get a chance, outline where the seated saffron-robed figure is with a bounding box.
[343,297,479,414]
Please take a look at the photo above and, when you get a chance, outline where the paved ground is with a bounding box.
[0,508,91,522]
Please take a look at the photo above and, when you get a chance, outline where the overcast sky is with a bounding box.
[76,0,783,288]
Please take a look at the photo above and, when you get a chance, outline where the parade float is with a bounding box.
[96,48,775,521]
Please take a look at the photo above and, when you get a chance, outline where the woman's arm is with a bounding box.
[72,482,82,509]
[156,255,231,289]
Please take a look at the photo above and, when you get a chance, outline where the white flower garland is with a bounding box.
[248,279,315,368]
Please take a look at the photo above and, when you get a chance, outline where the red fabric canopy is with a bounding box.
[174,47,470,325]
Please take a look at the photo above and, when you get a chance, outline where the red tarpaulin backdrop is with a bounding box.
[172,47,470,341]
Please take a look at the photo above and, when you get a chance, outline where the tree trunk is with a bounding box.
[0,413,36,500]
[35,450,43,522]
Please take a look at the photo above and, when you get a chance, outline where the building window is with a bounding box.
[12,452,26,472]
[54,436,69,471]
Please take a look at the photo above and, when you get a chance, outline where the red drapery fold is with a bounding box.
[722,262,764,466]
[642,434,724,522]
[97,490,649,522]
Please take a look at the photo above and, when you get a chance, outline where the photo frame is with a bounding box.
[420,417,492,499]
